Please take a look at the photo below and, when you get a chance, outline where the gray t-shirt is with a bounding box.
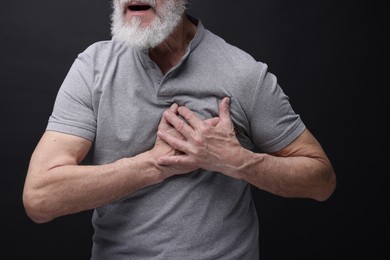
[47,17,305,260]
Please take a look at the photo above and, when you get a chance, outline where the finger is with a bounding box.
[204,117,220,127]
[169,103,178,113]
[158,103,178,131]
[163,109,195,139]
[157,129,188,153]
[177,106,205,131]
[157,155,193,166]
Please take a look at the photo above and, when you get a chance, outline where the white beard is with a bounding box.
[111,0,187,50]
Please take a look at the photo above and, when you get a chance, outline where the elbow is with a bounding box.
[314,168,337,202]
[22,188,56,224]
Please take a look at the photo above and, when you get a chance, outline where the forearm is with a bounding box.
[229,148,336,201]
[23,151,162,223]
[151,101,336,201]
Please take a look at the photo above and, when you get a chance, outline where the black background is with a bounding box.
[1,0,388,259]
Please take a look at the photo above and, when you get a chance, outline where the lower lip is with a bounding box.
[128,10,151,15]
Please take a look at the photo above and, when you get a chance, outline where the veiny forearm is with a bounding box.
[231,148,336,201]
[23,152,161,223]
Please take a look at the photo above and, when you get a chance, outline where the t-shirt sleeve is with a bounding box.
[46,49,96,141]
[249,63,306,153]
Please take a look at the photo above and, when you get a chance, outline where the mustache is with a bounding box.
[116,0,157,8]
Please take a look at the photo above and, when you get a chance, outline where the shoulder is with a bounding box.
[200,29,268,75]
[194,28,269,89]
[201,29,253,62]
[77,39,130,62]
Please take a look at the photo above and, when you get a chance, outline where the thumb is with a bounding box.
[219,97,231,121]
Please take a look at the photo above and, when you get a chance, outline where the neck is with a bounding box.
[149,14,197,75]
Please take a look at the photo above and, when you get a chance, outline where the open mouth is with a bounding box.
[128,5,151,11]
[127,2,153,12]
